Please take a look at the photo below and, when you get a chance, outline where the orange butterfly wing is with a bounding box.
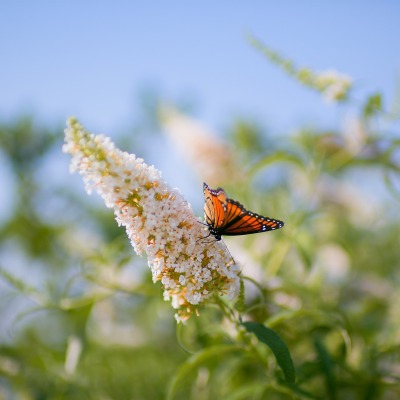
[222,199,284,235]
[203,182,284,237]
[203,183,227,229]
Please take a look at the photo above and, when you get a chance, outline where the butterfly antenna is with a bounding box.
[197,234,236,265]
[223,240,236,265]
[195,219,236,264]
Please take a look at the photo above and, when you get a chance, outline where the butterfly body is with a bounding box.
[203,182,284,241]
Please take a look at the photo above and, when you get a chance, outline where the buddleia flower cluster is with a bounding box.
[63,118,240,322]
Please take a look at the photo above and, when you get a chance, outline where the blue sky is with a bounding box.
[1,2,400,135]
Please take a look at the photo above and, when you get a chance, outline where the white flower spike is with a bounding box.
[63,118,240,322]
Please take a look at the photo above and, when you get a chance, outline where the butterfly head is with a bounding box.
[207,226,222,241]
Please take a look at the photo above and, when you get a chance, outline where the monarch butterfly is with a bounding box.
[203,182,284,241]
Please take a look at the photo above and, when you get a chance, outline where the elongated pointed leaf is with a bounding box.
[166,344,242,400]
[234,277,245,312]
[248,151,303,177]
[314,338,336,399]
[243,321,295,383]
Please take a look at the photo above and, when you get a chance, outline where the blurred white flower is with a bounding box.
[311,244,350,284]
[315,69,352,102]
[159,106,242,187]
[343,118,367,155]
[65,335,82,375]
[63,118,240,322]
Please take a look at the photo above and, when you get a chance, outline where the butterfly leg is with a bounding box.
[196,231,212,243]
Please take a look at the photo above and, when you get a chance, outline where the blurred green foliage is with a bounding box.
[1,56,400,399]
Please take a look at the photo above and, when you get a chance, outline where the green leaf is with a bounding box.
[0,266,47,305]
[314,338,336,400]
[242,321,296,383]
[248,151,303,177]
[293,232,315,270]
[166,344,242,400]
[363,93,383,118]
[234,277,245,313]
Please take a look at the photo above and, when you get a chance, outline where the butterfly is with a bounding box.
[203,182,284,241]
